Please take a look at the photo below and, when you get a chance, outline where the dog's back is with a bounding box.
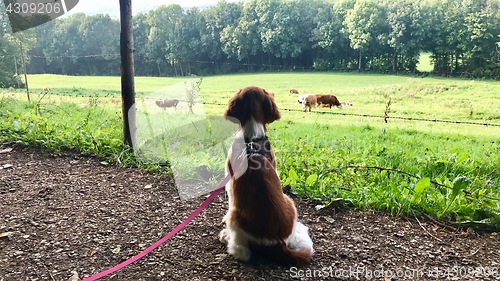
[230,154,313,265]
[231,154,295,240]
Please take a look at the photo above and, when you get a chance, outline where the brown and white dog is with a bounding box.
[155,99,179,110]
[289,88,299,95]
[315,94,342,109]
[220,86,314,265]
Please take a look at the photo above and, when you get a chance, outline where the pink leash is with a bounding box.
[82,174,230,281]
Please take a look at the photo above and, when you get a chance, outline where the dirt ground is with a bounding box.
[1,146,499,281]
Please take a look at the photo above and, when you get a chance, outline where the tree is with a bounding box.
[27,13,119,75]
[386,0,424,72]
[344,0,384,70]
[6,0,498,79]
[0,35,25,88]
[46,13,87,74]
[311,0,353,69]
[0,1,34,88]
[202,1,243,72]
[78,14,120,74]
[421,0,465,74]
[133,12,155,76]
[119,0,136,147]
[173,7,206,75]
[257,0,316,66]
[221,0,263,65]
[460,0,500,77]
[146,4,183,76]
[27,20,54,74]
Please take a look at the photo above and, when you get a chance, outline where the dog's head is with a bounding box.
[225,86,281,126]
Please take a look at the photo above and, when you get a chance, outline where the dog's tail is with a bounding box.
[254,241,312,266]
[281,242,313,266]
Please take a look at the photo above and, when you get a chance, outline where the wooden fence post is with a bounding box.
[119,0,136,147]
[19,42,30,102]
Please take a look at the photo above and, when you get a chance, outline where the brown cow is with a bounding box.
[315,94,342,109]
[297,95,318,112]
[289,88,299,94]
[155,99,179,110]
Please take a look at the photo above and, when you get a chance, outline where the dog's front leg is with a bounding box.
[225,224,251,261]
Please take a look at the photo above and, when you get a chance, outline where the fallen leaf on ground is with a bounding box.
[112,245,121,254]
[1,164,13,169]
[0,232,14,239]
[0,148,13,154]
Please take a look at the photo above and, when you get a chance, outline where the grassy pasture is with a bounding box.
[27,73,500,124]
[417,52,434,72]
[2,73,499,228]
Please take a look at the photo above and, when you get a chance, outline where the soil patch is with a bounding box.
[1,146,499,280]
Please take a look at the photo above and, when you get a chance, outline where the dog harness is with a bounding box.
[228,135,274,177]
[243,135,273,163]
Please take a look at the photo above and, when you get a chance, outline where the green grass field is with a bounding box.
[417,52,434,72]
[2,73,499,229]
[22,73,500,137]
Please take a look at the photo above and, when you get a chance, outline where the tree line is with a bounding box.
[1,0,499,87]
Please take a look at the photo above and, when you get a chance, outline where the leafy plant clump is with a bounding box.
[275,123,499,230]
[0,96,140,167]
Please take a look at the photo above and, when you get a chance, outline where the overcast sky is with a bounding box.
[67,0,243,18]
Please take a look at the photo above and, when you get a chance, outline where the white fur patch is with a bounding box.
[285,221,314,253]
[242,117,265,139]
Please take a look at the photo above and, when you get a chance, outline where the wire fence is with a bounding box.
[0,52,467,75]
[200,101,500,127]
[3,50,500,80]
[5,82,498,128]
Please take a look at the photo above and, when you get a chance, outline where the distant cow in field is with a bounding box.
[297,94,318,112]
[155,99,179,110]
[341,101,353,107]
[315,94,342,109]
[289,88,299,94]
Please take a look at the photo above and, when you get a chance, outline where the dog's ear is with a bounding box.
[225,89,251,125]
[262,89,281,124]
